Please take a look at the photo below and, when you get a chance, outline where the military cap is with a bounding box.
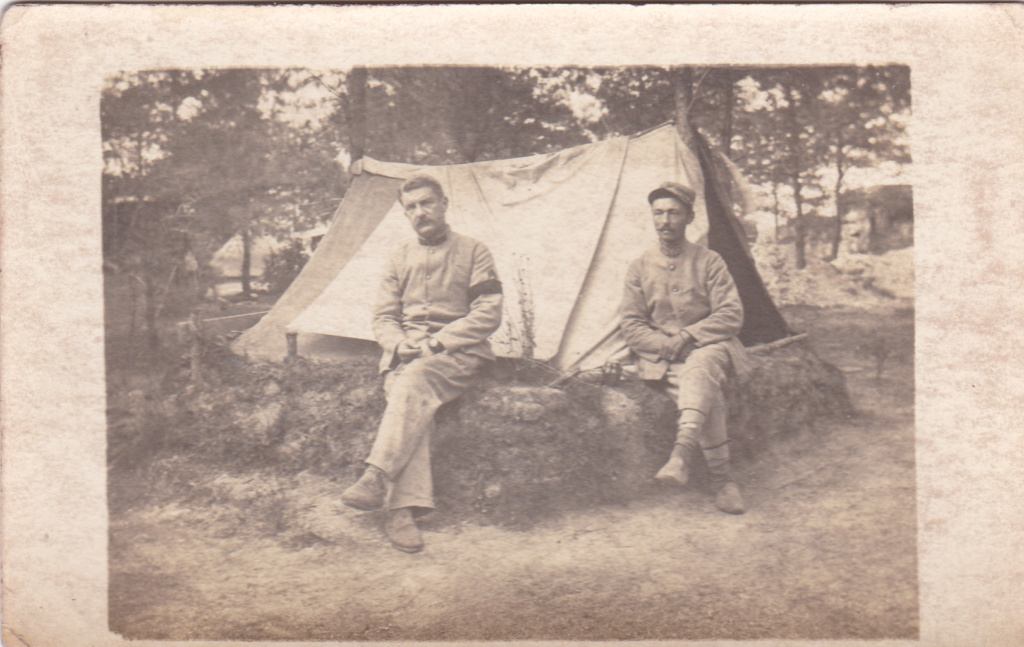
[648,182,697,207]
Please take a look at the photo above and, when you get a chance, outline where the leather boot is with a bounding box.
[707,462,746,515]
[385,507,424,553]
[714,482,746,515]
[655,442,696,486]
[341,465,388,511]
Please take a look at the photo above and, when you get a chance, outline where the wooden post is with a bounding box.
[286,332,298,360]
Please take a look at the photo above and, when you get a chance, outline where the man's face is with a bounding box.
[651,196,693,245]
[401,186,448,239]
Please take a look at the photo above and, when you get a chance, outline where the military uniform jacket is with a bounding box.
[372,230,503,374]
[619,240,748,381]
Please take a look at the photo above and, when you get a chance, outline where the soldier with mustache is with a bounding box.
[342,175,503,551]
[619,182,748,514]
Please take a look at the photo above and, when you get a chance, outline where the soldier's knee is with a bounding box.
[395,355,451,392]
[678,365,716,385]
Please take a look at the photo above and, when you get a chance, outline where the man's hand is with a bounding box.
[419,337,446,355]
[396,339,423,363]
[675,331,697,361]
[674,339,696,362]
[661,331,696,362]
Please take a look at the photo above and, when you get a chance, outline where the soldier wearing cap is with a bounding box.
[342,174,503,551]
[619,181,748,514]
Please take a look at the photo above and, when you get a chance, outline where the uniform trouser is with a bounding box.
[366,350,486,512]
[663,343,733,476]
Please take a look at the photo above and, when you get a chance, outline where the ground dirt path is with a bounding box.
[110,305,917,640]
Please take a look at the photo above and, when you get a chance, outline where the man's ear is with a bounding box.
[685,209,696,224]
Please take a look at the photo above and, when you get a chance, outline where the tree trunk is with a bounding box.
[783,82,807,269]
[721,70,736,159]
[144,272,159,350]
[454,68,491,163]
[793,179,807,270]
[826,147,847,261]
[240,226,252,296]
[128,273,139,343]
[771,183,781,241]
[670,67,697,152]
[346,66,367,163]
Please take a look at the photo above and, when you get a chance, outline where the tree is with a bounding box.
[728,66,909,268]
[102,69,344,347]
[814,66,911,259]
[317,67,590,167]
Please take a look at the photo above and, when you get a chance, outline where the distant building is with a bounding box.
[841,185,913,254]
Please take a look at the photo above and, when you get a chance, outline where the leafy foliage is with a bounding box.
[261,240,310,296]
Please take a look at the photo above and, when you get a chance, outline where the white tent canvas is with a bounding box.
[210,233,285,279]
[234,123,788,370]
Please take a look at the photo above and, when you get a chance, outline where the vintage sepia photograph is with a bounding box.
[6,4,1024,646]
[101,65,917,640]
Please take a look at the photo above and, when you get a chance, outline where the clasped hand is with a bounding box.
[396,338,434,362]
[661,331,695,362]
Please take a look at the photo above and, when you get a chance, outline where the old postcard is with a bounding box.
[2,4,1022,646]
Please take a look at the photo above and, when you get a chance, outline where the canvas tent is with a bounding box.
[210,233,285,280]
[233,123,789,371]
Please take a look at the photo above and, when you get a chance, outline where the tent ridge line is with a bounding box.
[349,125,677,180]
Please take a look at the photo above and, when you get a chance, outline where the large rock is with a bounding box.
[134,341,850,527]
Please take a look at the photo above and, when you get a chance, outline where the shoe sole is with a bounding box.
[716,506,746,515]
[341,497,384,512]
[390,541,424,553]
[654,473,688,487]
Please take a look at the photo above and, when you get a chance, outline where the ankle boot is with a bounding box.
[655,442,696,486]
[385,507,424,553]
[341,465,389,511]
[707,462,745,515]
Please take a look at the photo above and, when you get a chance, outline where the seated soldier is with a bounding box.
[342,175,503,551]
[619,182,748,514]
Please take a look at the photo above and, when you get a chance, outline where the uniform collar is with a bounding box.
[645,239,692,266]
[418,225,451,247]
[659,240,684,258]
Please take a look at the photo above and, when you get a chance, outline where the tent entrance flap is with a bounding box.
[693,127,790,345]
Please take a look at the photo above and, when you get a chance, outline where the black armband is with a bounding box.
[468,278,503,301]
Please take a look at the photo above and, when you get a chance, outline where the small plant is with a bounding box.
[514,261,536,360]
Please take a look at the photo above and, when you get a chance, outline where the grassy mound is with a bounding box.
[109,340,851,529]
